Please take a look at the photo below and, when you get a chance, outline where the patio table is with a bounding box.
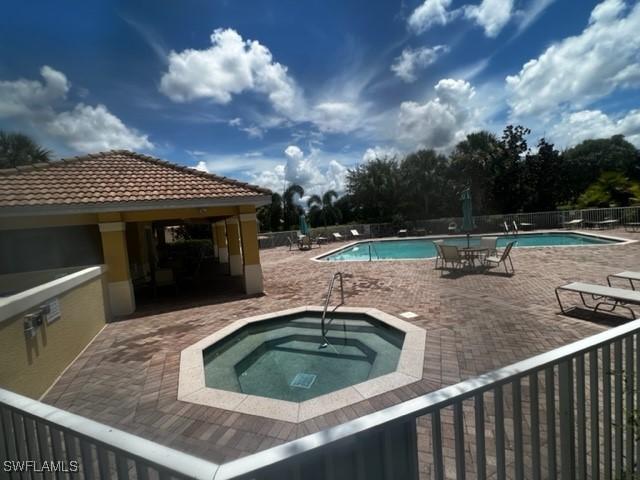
[460,247,488,268]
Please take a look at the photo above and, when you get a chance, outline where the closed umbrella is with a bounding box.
[299,214,310,236]
[461,187,473,248]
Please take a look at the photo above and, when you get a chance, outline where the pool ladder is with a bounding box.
[320,272,345,348]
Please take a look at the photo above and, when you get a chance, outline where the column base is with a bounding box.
[243,264,264,294]
[218,247,229,264]
[107,280,135,316]
[229,254,243,276]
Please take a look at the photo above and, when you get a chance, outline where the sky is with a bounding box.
[1,0,639,196]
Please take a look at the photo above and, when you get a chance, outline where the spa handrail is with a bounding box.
[320,271,345,348]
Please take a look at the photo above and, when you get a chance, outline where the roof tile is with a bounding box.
[0,150,270,209]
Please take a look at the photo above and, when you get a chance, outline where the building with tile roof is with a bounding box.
[0,150,271,316]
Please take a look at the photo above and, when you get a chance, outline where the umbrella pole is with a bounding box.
[467,233,470,248]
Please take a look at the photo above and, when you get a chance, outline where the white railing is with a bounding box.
[2,319,640,479]
[259,205,640,247]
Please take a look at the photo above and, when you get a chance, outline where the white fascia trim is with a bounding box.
[0,195,272,218]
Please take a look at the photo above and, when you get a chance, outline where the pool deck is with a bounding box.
[43,227,640,470]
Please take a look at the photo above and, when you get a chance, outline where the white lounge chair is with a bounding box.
[607,271,640,290]
[350,229,361,238]
[332,232,344,241]
[479,236,498,257]
[448,222,457,234]
[555,282,640,319]
[484,241,516,274]
[503,221,511,234]
[397,229,408,237]
[563,219,583,229]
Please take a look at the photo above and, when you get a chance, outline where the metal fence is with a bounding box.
[259,205,640,248]
[2,319,640,479]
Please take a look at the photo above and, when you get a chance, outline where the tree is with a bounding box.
[521,138,564,212]
[562,135,639,203]
[399,149,449,219]
[491,125,530,213]
[448,131,501,215]
[346,157,402,222]
[0,131,52,168]
[307,190,342,228]
[257,193,283,232]
[577,171,640,208]
[283,184,304,229]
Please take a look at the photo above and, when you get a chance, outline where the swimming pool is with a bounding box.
[319,232,626,261]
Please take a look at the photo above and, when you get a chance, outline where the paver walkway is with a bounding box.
[44,229,640,469]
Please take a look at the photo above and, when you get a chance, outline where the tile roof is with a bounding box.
[0,150,271,210]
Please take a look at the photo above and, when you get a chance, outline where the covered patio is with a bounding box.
[0,150,271,317]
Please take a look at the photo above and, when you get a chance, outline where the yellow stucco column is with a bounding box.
[225,216,243,276]
[214,220,228,264]
[239,212,264,294]
[99,222,135,316]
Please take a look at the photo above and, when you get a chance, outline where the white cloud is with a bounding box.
[506,0,640,116]
[551,109,640,148]
[282,145,348,194]
[408,0,454,33]
[192,160,210,172]
[362,146,401,162]
[397,78,478,150]
[391,45,448,82]
[0,66,69,118]
[46,104,152,152]
[159,28,303,119]
[464,0,514,37]
[311,102,363,133]
[0,66,153,152]
[513,0,557,37]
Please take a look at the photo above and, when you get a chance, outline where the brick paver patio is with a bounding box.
[43,228,640,471]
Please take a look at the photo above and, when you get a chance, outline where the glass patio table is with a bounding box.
[460,247,489,268]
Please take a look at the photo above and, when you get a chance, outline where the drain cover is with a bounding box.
[290,373,317,389]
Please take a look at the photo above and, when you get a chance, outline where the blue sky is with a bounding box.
[1,0,639,195]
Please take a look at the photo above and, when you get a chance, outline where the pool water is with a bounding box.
[321,232,622,261]
[203,313,404,402]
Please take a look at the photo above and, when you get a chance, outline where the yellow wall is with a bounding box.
[0,276,107,398]
[239,216,261,265]
[100,229,131,282]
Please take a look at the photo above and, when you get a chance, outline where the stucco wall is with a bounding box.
[0,275,107,398]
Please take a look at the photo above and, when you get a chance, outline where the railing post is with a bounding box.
[559,360,575,479]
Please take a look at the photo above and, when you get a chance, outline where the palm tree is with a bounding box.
[0,131,52,169]
[283,184,304,229]
[307,190,342,228]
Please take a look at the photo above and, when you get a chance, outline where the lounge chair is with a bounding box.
[503,221,511,234]
[433,239,444,269]
[512,221,519,234]
[332,232,344,241]
[555,282,640,319]
[448,222,457,234]
[439,244,467,272]
[607,271,640,290]
[397,229,408,237]
[563,219,583,229]
[484,241,516,274]
[479,236,498,257]
[350,229,361,238]
[625,222,640,232]
[514,220,535,231]
[593,219,619,230]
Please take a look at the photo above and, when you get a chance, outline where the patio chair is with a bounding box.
[447,222,457,234]
[512,221,519,234]
[563,218,583,229]
[439,244,467,273]
[555,282,640,319]
[350,229,361,238]
[433,239,444,269]
[503,221,511,234]
[479,236,498,257]
[332,232,344,241]
[484,241,516,274]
